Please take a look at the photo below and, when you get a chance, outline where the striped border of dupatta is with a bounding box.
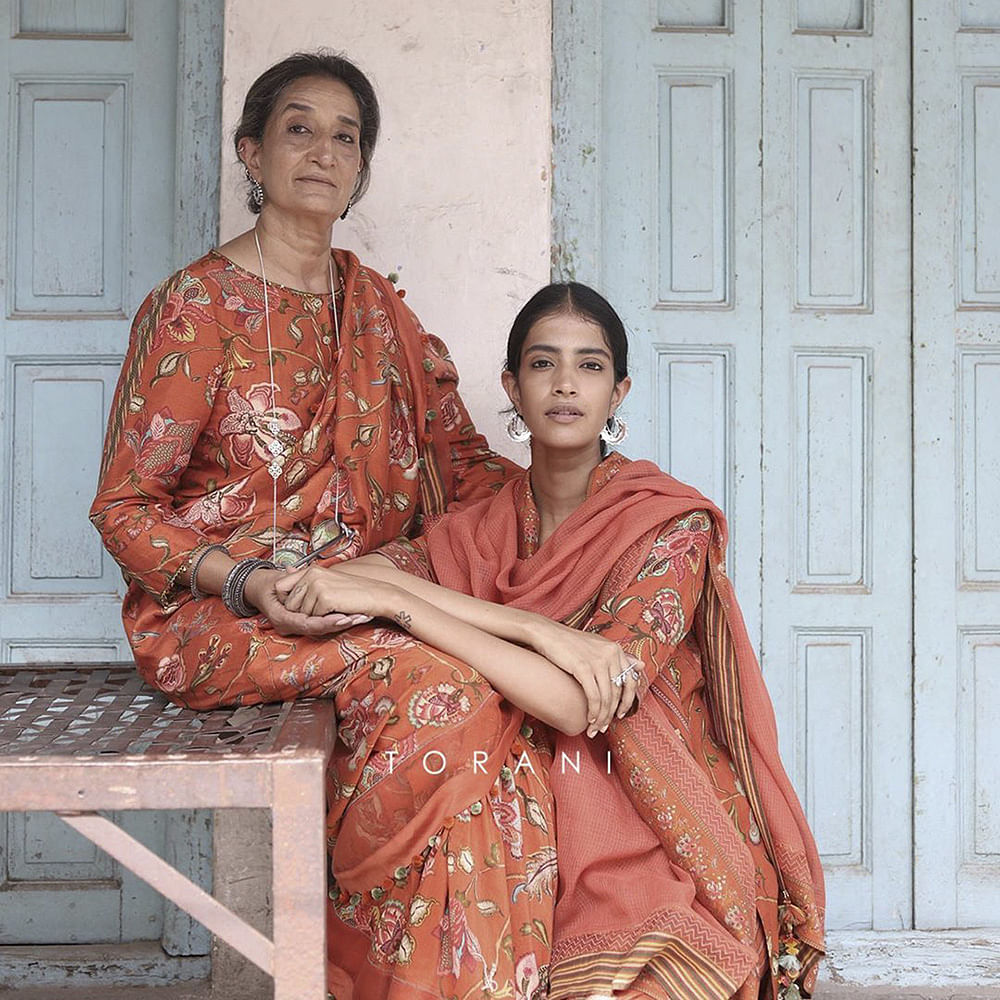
[548,928,739,1000]
[699,560,786,899]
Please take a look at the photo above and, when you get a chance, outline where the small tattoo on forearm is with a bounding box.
[394,610,412,630]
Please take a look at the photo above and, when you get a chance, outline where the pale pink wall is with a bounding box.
[220,0,552,457]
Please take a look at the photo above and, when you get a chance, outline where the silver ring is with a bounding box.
[612,667,629,686]
[630,668,641,681]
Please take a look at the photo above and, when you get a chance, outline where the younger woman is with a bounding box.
[283,283,825,1000]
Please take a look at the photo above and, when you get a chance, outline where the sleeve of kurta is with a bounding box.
[419,330,520,508]
[89,270,225,606]
[374,535,434,581]
[585,510,713,710]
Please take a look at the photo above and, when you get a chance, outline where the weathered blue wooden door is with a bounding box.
[0,0,221,984]
[552,0,913,938]
[554,0,1000,983]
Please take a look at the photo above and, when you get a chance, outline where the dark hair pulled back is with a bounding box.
[505,282,629,383]
[234,50,380,214]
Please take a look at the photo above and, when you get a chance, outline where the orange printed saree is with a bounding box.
[322,629,557,1000]
[393,453,826,1000]
[92,250,557,999]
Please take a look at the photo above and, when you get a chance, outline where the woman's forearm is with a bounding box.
[345,555,634,736]
[180,547,236,595]
[374,581,589,736]
[343,553,543,646]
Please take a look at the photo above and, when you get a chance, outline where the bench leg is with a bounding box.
[272,756,328,1000]
[56,811,274,973]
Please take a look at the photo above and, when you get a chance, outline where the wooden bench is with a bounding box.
[0,664,337,999]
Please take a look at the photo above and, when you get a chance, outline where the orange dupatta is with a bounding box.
[421,455,825,999]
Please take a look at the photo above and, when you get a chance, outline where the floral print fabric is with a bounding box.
[325,633,558,999]
[90,248,513,708]
[89,250,533,997]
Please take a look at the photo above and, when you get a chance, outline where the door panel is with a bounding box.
[0,813,165,945]
[913,0,1000,928]
[0,0,221,962]
[13,81,127,314]
[9,361,124,597]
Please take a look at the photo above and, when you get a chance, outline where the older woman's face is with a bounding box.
[240,75,363,222]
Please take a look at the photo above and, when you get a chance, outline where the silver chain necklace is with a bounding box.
[253,227,340,562]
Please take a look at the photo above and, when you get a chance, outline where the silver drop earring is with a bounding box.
[342,165,361,220]
[245,167,264,209]
[505,411,531,443]
[600,412,627,446]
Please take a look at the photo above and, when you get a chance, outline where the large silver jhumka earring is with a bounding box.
[600,412,627,446]
[245,167,264,209]
[505,411,531,443]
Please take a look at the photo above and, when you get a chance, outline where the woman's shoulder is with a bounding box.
[138,252,225,306]
[334,250,442,360]
[151,250,231,287]
[594,453,680,494]
[334,250,427,323]
[603,453,711,499]
[594,454,722,543]
[602,453,662,477]
[130,252,228,344]
[333,248,394,296]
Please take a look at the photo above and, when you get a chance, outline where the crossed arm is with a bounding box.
[273,556,641,739]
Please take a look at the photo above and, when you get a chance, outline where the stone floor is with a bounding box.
[820,987,1000,998]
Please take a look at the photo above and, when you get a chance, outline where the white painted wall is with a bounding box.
[212,8,550,973]
[220,0,552,457]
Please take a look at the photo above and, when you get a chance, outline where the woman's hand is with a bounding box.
[275,564,391,621]
[525,616,643,737]
[244,567,371,637]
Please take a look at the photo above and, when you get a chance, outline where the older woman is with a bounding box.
[90,51,514,708]
[91,50,558,1000]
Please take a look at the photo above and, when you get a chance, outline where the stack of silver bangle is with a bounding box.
[221,557,275,617]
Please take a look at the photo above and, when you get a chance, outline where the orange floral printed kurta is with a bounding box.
[90,249,514,709]
[90,250,558,999]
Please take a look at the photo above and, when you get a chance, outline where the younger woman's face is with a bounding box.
[502,309,630,455]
